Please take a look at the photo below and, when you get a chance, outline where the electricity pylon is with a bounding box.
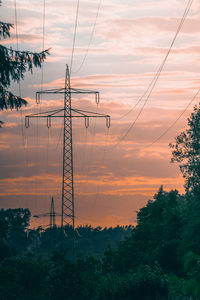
[25,65,110,229]
[33,196,60,228]
[50,196,55,228]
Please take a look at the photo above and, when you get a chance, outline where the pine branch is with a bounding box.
[0,21,14,39]
[0,46,50,87]
[2,46,51,60]
[0,86,27,110]
[1,46,50,66]
[0,18,50,127]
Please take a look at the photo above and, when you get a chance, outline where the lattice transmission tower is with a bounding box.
[33,196,60,228]
[25,65,110,229]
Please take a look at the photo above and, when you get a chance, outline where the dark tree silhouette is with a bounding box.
[169,104,200,192]
[0,19,50,126]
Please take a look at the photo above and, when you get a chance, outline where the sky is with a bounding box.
[1,0,200,228]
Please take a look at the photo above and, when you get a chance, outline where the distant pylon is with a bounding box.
[26,65,110,229]
[50,196,56,228]
[33,196,60,228]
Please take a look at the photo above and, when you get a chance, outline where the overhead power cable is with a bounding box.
[73,0,102,74]
[120,0,193,121]
[14,0,26,147]
[14,0,19,51]
[70,0,80,75]
[41,0,46,92]
[14,0,21,99]
[145,87,200,148]
[115,0,193,148]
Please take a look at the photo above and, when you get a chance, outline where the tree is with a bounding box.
[0,19,50,126]
[0,208,31,260]
[170,104,200,192]
[182,251,200,298]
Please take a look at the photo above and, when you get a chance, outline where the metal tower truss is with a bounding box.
[25,65,110,229]
[50,196,56,228]
[33,196,60,228]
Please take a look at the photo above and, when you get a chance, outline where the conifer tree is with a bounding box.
[0,19,50,127]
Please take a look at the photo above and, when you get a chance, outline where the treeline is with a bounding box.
[0,186,200,299]
[0,209,133,261]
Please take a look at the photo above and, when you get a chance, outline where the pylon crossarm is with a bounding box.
[25,108,65,128]
[26,115,108,119]
[71,109,85,116]
[36,88,99,104]
[25,108,110,128]
[33,213,61,218]
[71,109,110,128]
[71,88,99,94]
[36,88,65,95]
[26,108,64,117]
[72,108,109,117]
[36,88,99,95]
[25,115,110,128]
[36,89,65,103]
[33,213,50,218]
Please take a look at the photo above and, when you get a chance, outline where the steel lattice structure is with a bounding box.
[33,196,60,228]
[25,65,110,228]
[50,196,56,228]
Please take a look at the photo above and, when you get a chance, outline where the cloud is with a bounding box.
[1,0,197,227]
[0,174,61,196]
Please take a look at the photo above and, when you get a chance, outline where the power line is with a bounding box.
[76,124,88,209]
[14,0,19,51]
[145,88,200,148]
[120,0,193,121]
[73,0,102,74]
[70,0,80,75]
[14,0,26,148]
[36,0,46,214]
[41,0,46,93]
[114,0,193,148]
[91,126,110,213]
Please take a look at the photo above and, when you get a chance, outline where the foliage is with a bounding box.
[0,208,31,258]
[0,208,30,234]
[0,21,13,39]
[95,264,168,300]
[0,18,50,126]
[28,224,132,260]
[170,104,200,192]
[0,255,50,300]
[182,252,200,298]
[103,187,184,275]
[179,191,200,258]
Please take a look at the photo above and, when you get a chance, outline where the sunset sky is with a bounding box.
[1,0,200,227]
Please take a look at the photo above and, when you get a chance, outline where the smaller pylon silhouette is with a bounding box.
[33,197,61,228]
[50,197,55,228]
